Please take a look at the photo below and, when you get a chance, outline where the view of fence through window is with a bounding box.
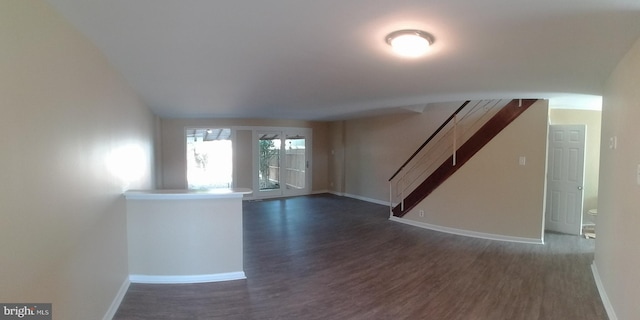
[284,136,306,190]
[259,134,281,191]
[258,133,306,192]
[186,128,232,189]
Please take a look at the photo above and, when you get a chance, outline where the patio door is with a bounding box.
[254,128,311,198]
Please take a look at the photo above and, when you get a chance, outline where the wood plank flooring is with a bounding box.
[114,194,607,320]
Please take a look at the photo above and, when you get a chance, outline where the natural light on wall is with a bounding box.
[106,144,147,190]
[186,128,233,190]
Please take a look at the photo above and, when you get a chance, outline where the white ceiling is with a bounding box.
[46,0,640,120]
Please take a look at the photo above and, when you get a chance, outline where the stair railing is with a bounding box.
[388,99,512,216]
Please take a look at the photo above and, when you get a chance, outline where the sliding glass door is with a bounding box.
[255,128,311,198]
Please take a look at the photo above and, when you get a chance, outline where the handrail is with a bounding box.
[388,100,470,181]
[388,99,537,217]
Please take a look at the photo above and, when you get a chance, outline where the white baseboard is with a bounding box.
[591,262,618,320]
[103,277,130,320]
[342,193,390,206]
[389,216,544,245]
[242,190,389,207]
[243,190,332,201]
[129,271,246,284]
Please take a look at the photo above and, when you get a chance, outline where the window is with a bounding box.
[186,128,232,189]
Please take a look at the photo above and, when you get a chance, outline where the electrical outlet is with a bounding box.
[419,210,425,217]
[609,136,617,149]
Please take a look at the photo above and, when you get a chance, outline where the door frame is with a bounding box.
[544,124,586,235]
[250,127,313,199]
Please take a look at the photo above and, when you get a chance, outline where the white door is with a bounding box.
[545,125,586,235]
[254,128,312,198]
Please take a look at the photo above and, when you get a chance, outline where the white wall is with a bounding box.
[337,100,549,241]
[126,197,243,278]
[403,100,549,241]
[328,121,346,194]
[594,36,640,320]
[341,103,461,201]
[0,1,155,319]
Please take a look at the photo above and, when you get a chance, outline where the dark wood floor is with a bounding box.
[114,194,607,320]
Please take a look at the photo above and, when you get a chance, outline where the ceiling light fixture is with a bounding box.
[385,29,434,58]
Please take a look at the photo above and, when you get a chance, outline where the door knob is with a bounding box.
[578,186,583,190]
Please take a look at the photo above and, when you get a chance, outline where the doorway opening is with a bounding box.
[546,104,602,237]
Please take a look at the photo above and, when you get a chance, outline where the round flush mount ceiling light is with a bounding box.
[385,29,435,58]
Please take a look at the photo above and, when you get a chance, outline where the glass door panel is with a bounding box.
[258,132,281,192]
[284,134,306,191]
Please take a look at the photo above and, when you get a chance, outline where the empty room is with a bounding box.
[2,1,640,319]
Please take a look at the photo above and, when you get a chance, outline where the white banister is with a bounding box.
[453,114,458,166]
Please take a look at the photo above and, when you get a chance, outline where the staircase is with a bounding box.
[389,99,538,217]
